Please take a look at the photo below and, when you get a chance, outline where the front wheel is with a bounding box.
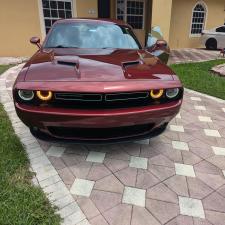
[205,38,217,50]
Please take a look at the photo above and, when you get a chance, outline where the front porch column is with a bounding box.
[151,0,173,41]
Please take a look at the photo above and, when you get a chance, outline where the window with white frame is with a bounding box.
[190,3,206,35]
[42,0,73,34]
[117,0,145,29]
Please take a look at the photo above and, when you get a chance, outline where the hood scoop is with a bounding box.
[57,61,77,67]
[55,56,79,68]
[122,61,140,69]
[121,53,159,70]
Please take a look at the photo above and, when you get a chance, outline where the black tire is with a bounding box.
[205,38,217,50]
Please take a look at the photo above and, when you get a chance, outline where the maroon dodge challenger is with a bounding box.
[13,19,183,143]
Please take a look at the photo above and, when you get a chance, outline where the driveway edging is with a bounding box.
[185,88,225,104]
[0,65,90,225]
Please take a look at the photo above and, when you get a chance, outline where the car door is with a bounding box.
[215,26,225,49]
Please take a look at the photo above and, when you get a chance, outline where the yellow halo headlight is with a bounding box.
[36,91,53,101]
[150,89,164,99]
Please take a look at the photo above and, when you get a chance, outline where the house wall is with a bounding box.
[0,0,79,57]
[110,0,116,19]
[0,0,42,57]
[76,0,98,18]
[1,0,224,57]
[151,0,173,42]
[169,0,225,49]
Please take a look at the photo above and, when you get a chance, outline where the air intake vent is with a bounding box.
[122,61,140,69]
[55,93,102,101]
[105,92,149,101]
[57,61,77,67]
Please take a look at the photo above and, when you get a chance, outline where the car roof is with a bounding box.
[55,18,130,27]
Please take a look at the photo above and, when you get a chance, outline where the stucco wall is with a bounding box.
[110,0,116,19]
[169,0,225,49]
[1,0,224,57]
[151,0,173,42]
[76,0,98,18]
[0,0,97,57]
[0,0,42,57]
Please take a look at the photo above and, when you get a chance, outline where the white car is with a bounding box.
[201,25,225,50]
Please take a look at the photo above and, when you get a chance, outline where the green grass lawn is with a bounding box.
[0,65,60,225]
[171,59,225,100]
[0,65,11,74]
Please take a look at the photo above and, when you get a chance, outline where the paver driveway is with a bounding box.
[168,48,220,64]
[1,63,225,225]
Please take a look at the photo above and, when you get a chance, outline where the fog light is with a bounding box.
[150,89,164,99]
[36,91,53,101]
[18,90,34,101]
[166,88,179,99]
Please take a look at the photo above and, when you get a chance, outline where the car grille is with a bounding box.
[55,93,103,101]
[52,91,153,109]
[55,92,149,102]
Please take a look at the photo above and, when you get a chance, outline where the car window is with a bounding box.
[44,22,141,49]
[216,26,225,33]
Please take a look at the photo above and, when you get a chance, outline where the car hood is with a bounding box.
[24,48,175,82]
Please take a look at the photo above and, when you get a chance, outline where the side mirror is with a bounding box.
[145,26,170,64]
[146,40,168,52]
[146,26,163,48]
[155,40,168,48]
[145,39,170,64]
[30,37,41,49]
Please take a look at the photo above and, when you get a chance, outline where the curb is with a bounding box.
[185,88,225,104]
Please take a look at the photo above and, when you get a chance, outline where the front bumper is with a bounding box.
[15,100,182,142]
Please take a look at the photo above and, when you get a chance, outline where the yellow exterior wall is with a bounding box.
[1,0,225,56]
[169,0,225,49]
[110,0,116,19]
[151,0,173,42]
[76,0,98,18]
[0,0,42,57]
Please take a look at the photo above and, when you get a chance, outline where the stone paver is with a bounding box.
[46,146,66,157]
[129,156,148,169]
[204,129,221,137]
[179,196,205,219]
[170,125,185,132]
[122,187,146,207]
[211,63,225,77]
[1,56,225,224]
[146,199,179,224]
[191,97,202,102]
[195,105,206,111]
[70,179,95,197]
[198,116,212,123]
[168,48,219,65]
[175,163,196,177]
[172,141,189,151]
[86,151,106,163]
[213,146,225,156]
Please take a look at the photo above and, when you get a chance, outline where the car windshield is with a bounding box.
[44,22,141,49]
